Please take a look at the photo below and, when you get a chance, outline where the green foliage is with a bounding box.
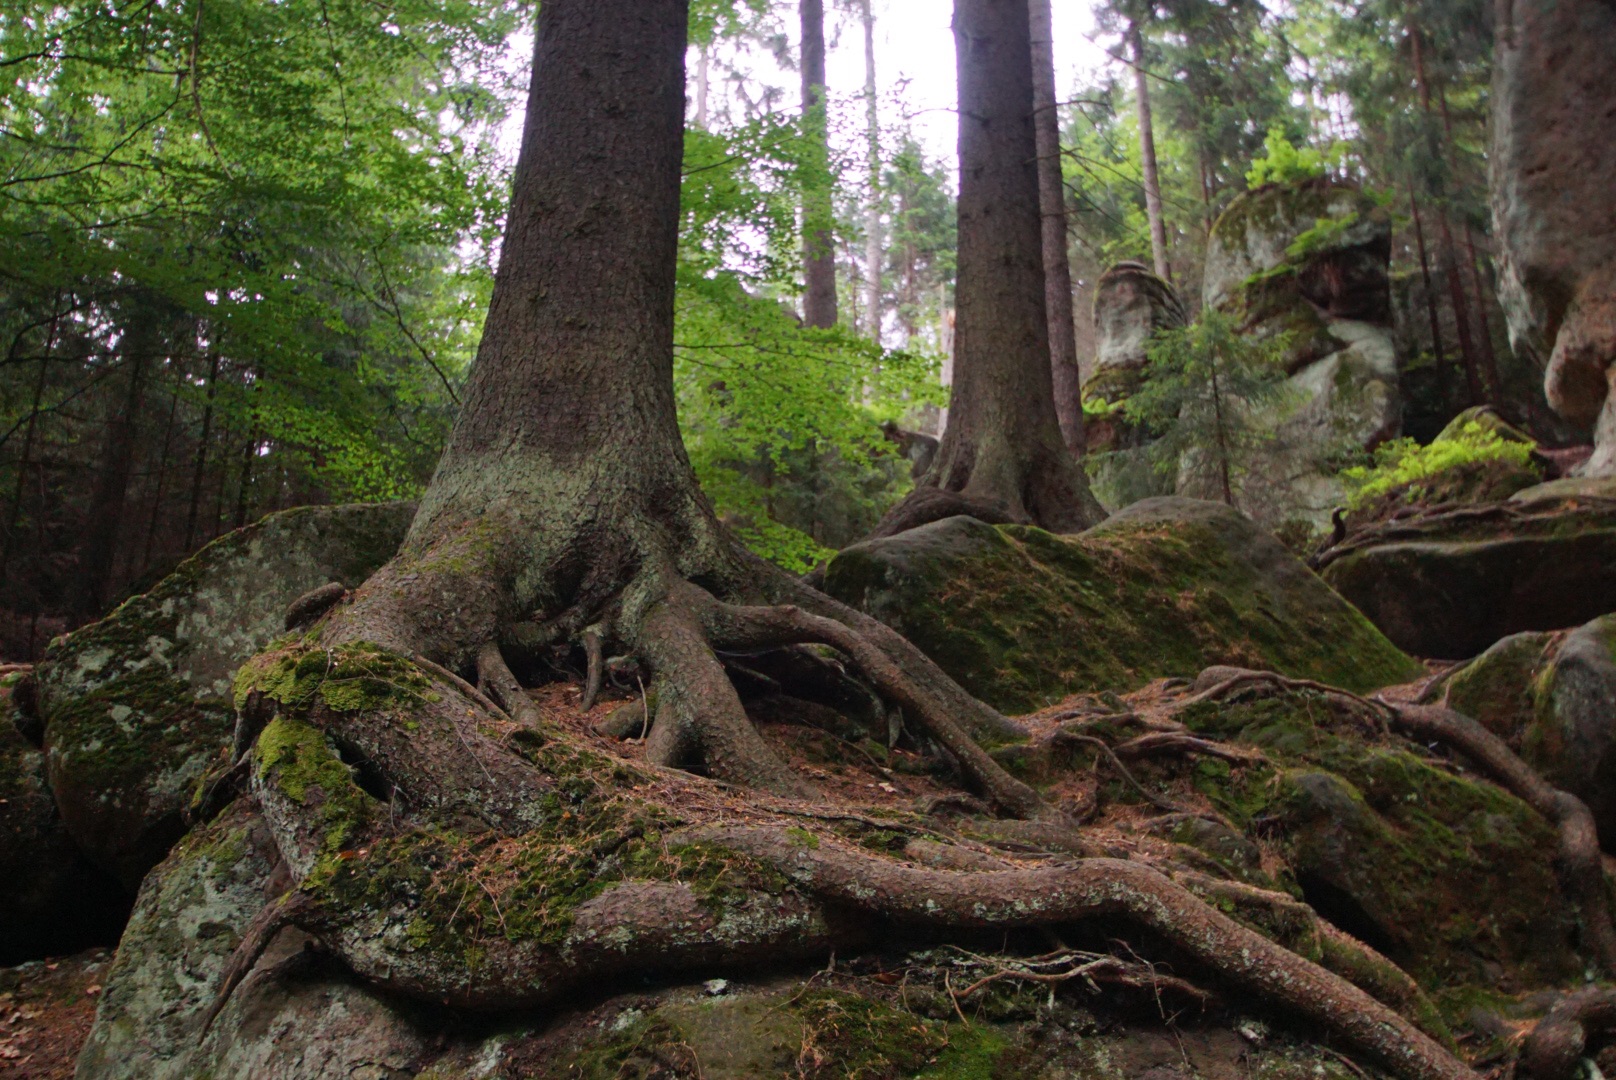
[673,110,946,572]
[1247,128,1330,187]
[1122,309,1296,506]
[1341,421,1540,509]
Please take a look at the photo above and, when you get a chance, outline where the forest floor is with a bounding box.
[0,948,111,1079]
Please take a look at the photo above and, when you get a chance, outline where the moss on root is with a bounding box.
[242,642,798,969]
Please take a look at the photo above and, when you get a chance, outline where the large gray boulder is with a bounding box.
[75,803,445,1080]
[0,684,128,963]
[1199,180,1401,525]
[36,502,414,889]
[1492,0,1616,476]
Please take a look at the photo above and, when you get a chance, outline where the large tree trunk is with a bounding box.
[801,0,838,329]
[871,0,1105,538]
[1029,0,1084,453]
[1129,21,1172,284]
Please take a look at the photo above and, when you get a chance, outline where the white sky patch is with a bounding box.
[497,2,1116,181]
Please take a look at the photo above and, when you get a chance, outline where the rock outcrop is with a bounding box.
[34,501,414,889]
[1085,261,1187,444]
[1200,180,1401,524]
[1445,615,1616,846]
[1084,262,1188,506]
[1492,0,1616,476]
[823,497,1418,713]
[1170,681,1580,989]
[1318,483,1616,659]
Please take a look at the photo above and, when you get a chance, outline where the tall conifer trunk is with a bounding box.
[801,0,838,329]
[1029,0,1084,452]
[1130,21,1171,283]
[860,0,883,341]
[871,0,1104,537]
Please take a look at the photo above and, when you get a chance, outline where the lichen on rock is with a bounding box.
[33,502,414,888]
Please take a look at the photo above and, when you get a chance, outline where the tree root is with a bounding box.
[1383,702,1616,974]
[865,486,1021,540]
[476,642,547,729]
[696,592,1058,822]
[1520,988,1616,1080]
[691,826,1471,1080]
[222,650,1482,1080]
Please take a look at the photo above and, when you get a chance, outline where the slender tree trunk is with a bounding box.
[1129,21,1171,283]
[1435,86,1505,401]
[695,43,710,129]
[1210,359,1235,507]
[76,309,155,620]
[1408,18,1484,406]
[232,428,259,530]
[1029,0,1084,454]
[141,359,185,570]
[183,351,221,552]
[1408,189,1449,373]
[0,296,62,586]
[800,0,838,329]
[872,0,1104,538]
[860,0,883,342]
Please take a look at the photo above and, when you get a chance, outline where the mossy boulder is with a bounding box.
[0,681,129,964]
[1321,496,1616,659]
[1445,614,1616,846]
[1178,687,1582,990]
[823,497,1419,713]
[76,801,441,1080]
[36,501,414,888]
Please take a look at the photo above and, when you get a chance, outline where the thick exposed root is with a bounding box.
[475,642,547,728]
[1385,702,1616,974]
[636,590,811,799]
[219,648,1482,1080]
[697,594,1058,822]
[866,486,1020,540]
[1520,988,1616,1080]
[682,828,1468,1080]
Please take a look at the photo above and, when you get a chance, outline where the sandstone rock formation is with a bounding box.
[1201,180,1401,523]
[1492,0,1616,476]
[1084,262,1188,506]
[1086,261,1187,439]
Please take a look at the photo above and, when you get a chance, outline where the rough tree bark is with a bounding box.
[1029,0,1085,454]
[1129,21,1172,284]
[870,0,1105,538]
[208,5,1488,1077]
[801,0,838,329]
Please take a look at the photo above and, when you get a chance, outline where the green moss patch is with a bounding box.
[1176,689,1579,989]
[825,498,1417,713]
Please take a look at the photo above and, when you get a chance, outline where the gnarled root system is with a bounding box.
[219,631,1480,1080]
